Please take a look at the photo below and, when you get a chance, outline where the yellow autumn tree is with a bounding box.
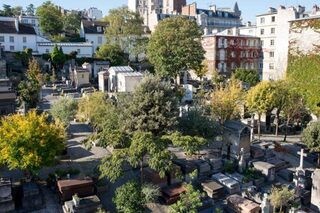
[0,110,65,173]
[211,76,243,124]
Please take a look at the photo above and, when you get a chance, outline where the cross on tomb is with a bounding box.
[297,149,307,169]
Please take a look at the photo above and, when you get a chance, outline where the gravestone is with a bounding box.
[201,180,224,200]
[293,149,307,189]
[252,161,275,182]
[212,173,240,194]
[311,169,320,211]
[238,148,247,173]
[0,178,14,213]
[63,195,102,213]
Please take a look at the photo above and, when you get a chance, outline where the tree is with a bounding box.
[26,4,35,16]
[0,110,65,174]
[302,121,320,167]
[64,13,81,34]
[2,4,13,16]
[36,1,63,36]
[113,181,160,213]
[12,6,23,16]
[234,68,260,87]
[51,45,66,70]
[178,107,221,139]
[96,44,126,66]
[211,76,243,124]
[170,184,202,213]
[147,16,205,79]
[269,186,295,213]
[104,6,144,51]
[194,60,209,81]
[246,81,275,140]
[123,74,180,136]
[18,58,43,109]
[51,97,78,126]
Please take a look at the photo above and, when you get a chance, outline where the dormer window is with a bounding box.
[97,26,102,32]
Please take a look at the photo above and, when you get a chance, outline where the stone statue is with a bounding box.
[238,148,246,173]
[260,193,271,213]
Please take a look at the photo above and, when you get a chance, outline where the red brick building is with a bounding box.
[202,28,263,78]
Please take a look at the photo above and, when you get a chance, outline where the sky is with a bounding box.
[2,0,317,23]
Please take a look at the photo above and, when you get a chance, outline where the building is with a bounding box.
[202,27,262,78]
[255,6,306,80]
[87,7,103,20]
[0,19,37,52]
[128,0,186,31]
[69,66,90,88]
[37,42,94,57]
[108,66,143,92]
[181,2,242,34]
[80,20,108,52]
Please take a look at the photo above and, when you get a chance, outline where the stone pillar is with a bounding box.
[311,169,320,211]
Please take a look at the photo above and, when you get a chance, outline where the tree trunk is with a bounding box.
[258,113,261,141]
[275,110,280,136]
[283,118,290,142]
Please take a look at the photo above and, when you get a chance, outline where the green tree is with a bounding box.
[302,121,320,167]
[26,4,35,16]
[147,16,205,79]
[170,184,202,213]
[64,13,81,34]
[269,186,295,213]
[234,68,260,87]
[18,58,43,109]
[12,6,23,16]
[51,97,78,126]
[96,44,126,66]
[2,4,13,16]
[36,1,63,35]
[0,110,65,174]
[194,60,209,81]
[246,81,275,140]
[50,45,66,70]
[123,75,180,135]
[104,6,144,51]
[211,76,243,124]
[113,181,160,213]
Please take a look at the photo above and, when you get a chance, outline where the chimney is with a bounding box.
[15,18,19,32]
[209,5,217,13]
[246,21,251,27]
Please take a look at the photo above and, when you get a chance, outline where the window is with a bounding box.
[269,51,274,58]
[23,37,27,43]
[270,39,275,46]
[10,46,14,51]
[271,28,275,34]
[98,36,103,44]
[0,36,4,42]
[259,63,263,69]
[77,49,81,54]
[260,29,264,35]
[260,17,265,24]
[97,26,102,33]
[231,51,236,58]
[269,63,274,70]
[9,36,14,42]
[45,49,49,53]
[31,20,36,25]
[271,16,276,22]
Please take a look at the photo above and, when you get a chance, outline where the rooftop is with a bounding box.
[37,42,92,47]
[82,20,109,34]
[109,66,134,73]
[0,20,36,35]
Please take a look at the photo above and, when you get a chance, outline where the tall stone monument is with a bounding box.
[293,149,307,189]
[260,193,271,213]
[311,169,320,211]
[238,148,246,173]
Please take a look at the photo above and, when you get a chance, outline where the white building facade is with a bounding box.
[80,20,108,52]
[87,7,103,20]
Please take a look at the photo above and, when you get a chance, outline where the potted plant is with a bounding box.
[72,194,80,207]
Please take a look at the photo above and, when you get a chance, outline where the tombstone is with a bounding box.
[194,160,211,177]
[223,121,251,160]
[260,193,271,213]
[0,178,14,212]
[201,180,224,200]
[57,179,95,202]
[226,194,261,213]
[277,169,293,182]
[238,148,247,173]
[212,173,240,194]
[173,159,197,182]
[62,195,102,213]
[252,161,275,182]
[22,182,44,211]
[311,169,320,211]
[293,149,307,189]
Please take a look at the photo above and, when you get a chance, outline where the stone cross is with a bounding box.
[297,149,307,169]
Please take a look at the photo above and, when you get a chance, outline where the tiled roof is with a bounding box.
[196,9,240,19]
[0,21,36,35]
[82,20,108,34]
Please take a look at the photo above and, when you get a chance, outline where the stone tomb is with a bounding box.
[226,194,261,213]
[201,180,224,200]
[0,178,14,213]
[277,169,293,182]
[311,169,320,211]
[161,184,186,205]
[143,167,168,187]
[212,173,240,194]
[22,182,44,211]
[194,160,211,177]
[63,195,102,213]
[57,179,95,202]
[173,159,197,182]
[252,161,275,182]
